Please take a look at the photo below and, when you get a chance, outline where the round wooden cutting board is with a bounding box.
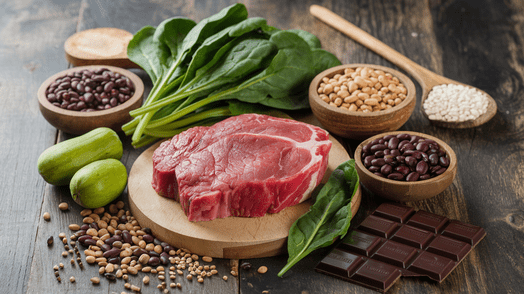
[128,135,361,259]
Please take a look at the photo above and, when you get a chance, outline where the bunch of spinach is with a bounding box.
[277,159,360,277]
[122,3,341,147]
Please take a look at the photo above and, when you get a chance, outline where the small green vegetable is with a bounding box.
[278,159,359,277]
[122,3,341,147]
[37,127,123,186]
[70,159,128,209]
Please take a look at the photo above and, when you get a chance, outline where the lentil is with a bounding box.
[423,84,489,122]
[43,212,51,221]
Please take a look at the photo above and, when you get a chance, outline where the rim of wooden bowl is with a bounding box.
[37,65,144,133]
[354,131,457,200]
[309,63,416,118]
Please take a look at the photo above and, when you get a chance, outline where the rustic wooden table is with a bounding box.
[2,0,523,293]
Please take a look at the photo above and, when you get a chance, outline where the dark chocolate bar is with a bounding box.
[315,202,486,292]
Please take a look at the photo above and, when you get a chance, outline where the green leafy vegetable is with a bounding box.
[123,3,341,147]
[277,159,360,277]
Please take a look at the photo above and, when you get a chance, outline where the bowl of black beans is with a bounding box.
[38,65,144,135]
[354,131,457,202]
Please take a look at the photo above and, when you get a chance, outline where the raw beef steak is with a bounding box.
[152,114,331,221]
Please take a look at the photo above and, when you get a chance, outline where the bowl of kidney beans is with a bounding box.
[38,65,144,135]
[354,131,457,202]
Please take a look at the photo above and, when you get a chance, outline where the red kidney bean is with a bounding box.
[388,137,399,149]
[101,244,112,252]
[122,231,132,244]
[428,153,439,165]
[370,144,387,152]
[405,156,417,167]
[397,140,410,150]
[439,156,450,167]
[395,165,410,176]
[108,257,121,264]
[419,174,431,180]
[435,167,447,175]
[142,234,154,243]
[364,155,375,167]
[406,172,420,182]
[387,173,404,180]
[148,257,160,266]
[374,150,385,157]
[396,156,405,163]
[384,155,394,164]
[400,143,415,153]
[103,248,121,258]
[83,238,97,247]
[374,172,385,178]
[133,248,148,257]
[371,158,386,167]
[380,164,392,175]
[46,68,135,112]
[77,235,91,243]
[368,166,380,172]
[416,161,429,174]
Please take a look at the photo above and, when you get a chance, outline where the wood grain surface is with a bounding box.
[1,0,523,293]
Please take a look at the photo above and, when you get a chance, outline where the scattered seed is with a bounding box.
[223,275,228,281]
[56,277,61,283]
[69,276,75,283]
[58,202,69,211]
[47,236,54,246]
[170,282,176,288]
[104,272,117,281]
[130,285,140,292]
[230,271,238,277]
[59,263,64,269]
[90,277,100,284]
[258,266,268,274]
[143,276,150,284]
[58,232,66,239]
[202,256,212,263]
[186,274,192,281]
[61,251,68,257]
[68,224,80,231]
[240,262,252,270]
[43,212,51,221]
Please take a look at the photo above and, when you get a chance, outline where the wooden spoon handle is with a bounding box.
[310,5,434,84]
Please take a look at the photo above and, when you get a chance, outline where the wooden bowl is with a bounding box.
[38,65,143,135]
[309,64,416,140]
[354,131,457,202]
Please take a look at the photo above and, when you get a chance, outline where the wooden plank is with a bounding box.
[0,1,81,293]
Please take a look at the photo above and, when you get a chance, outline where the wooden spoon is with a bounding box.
[310,5,497,128]
[64,27,139,68]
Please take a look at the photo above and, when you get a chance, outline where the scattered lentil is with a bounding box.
[69,276,75,283]
[43,212,51,221]
[223,276,228,281]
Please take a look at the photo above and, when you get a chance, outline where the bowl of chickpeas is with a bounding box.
[309,64,416,139]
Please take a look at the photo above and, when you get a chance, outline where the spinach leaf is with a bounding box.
[277,159,360,277]
[287,29,322,49]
